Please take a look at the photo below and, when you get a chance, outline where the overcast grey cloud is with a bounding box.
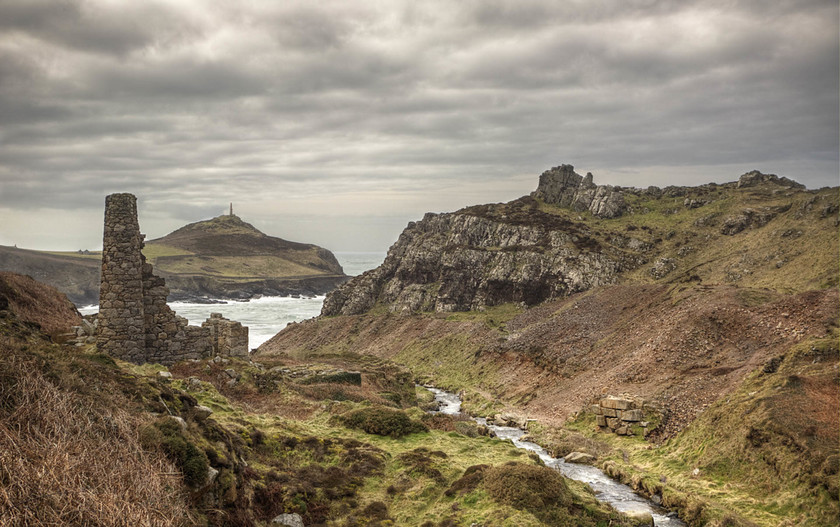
[0,0,837,252]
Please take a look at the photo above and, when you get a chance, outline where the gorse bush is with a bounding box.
[483,462,572,511]
[336,406,428,438]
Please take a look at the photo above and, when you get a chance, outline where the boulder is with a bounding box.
[564,452,596,464]
[623,510,654,526]
[205,466,219,487]
[193,405,213,421]
[272,513,304,527]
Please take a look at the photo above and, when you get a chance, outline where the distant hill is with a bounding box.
[0,246,101,306]
[0,214,348,306]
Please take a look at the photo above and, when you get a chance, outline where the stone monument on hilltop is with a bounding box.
[97,193,248,365]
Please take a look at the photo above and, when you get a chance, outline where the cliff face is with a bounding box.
[323,166,838,317]
[322,197,647,316]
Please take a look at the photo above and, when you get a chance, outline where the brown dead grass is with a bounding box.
[0,337,195,527]
[0,272,81,335]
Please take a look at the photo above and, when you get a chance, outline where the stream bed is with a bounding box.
[425,387,685,527]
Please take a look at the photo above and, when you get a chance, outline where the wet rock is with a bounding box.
[624,510,654,526]
[565,452,596,464]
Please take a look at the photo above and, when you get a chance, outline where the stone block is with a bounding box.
[620,409,643,422]
[605,417,620,429]
[601,397,631,410]
[596,415,607,427]
[615,426,631,435]
[591,404,603,415]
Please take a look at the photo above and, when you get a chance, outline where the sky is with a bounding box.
[0,0,837,253]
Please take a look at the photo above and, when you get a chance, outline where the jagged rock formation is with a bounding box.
[97,194,247,364]
[322,200,647,316]
[736,170,805,189]
[532,164,627,218]
[321,165,835,317]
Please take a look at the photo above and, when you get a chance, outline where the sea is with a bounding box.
[78,252,386,350]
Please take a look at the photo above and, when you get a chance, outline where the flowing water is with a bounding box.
[425,387,686,527]
[76,249,683,525]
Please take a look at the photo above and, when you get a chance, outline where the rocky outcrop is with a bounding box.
[532,164,627,218]
[322,198,647,316]
[736,170,805,189]
[97,193,248,365]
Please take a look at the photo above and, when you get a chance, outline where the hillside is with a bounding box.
[0,246,101,306]
[0,213,349,306]
[322,167,836,316]
[0,272,652,527]
[144,214,347,301]
[259,165,840,526]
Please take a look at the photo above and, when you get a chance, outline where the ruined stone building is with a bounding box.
[97,193,248,365]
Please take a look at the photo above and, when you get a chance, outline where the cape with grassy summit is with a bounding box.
[0,211,348,306]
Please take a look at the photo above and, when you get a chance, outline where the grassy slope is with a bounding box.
[551,330,840,527]
[146,214,344,279]
[0,279,647,526]
[260,180,839,526]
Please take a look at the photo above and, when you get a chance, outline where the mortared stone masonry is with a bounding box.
[97,193,248,365]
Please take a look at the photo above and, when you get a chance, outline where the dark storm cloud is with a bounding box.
[0,0,837,251]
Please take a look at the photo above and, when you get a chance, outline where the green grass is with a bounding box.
[539,331,840,527]
[141,243,194,260]
[151,254,327,278]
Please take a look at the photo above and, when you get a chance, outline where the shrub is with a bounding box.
[483,462,572,511]
[398,448,448,483]
[152,418,211,487]
[445,464,489,497]
[337,406,428,438]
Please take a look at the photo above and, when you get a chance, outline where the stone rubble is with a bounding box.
[592,395,658,436]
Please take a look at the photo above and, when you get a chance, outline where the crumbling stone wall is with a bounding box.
[97,193,247,365]
[591,395,660,437]
[202,313,248,358]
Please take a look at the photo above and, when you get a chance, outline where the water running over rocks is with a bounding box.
[425,387,685,527]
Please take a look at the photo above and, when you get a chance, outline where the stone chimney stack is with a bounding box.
[95,193,248,364]
[230,202,233,216]
[97,193,146,362]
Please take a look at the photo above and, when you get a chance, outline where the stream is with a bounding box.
[425,387,685,527]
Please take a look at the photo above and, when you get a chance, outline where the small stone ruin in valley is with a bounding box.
[95,193,247,365]
[591,395,657,436]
